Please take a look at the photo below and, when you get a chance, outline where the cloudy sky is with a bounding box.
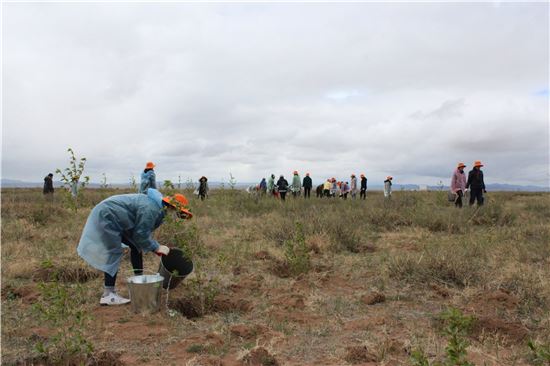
[2,2,549,186]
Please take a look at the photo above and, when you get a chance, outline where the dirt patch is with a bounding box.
[242,347,278,366]
[2,284,40,304]
[33,264,99,283]
[430,284,450,298]
[230,275,264,294]
[12,350,122,366]
[254,251,272,260]
[230,324,268,340]
[270,259,291,278]
[271,294,305,310]
[213,294,252,313]
[344,317,387,331]
[361,292,385,305]
[170,297,203,319]
[344,345,377,364]
[471,316,529,344]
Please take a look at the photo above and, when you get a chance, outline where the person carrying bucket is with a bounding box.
[77,188,192,306]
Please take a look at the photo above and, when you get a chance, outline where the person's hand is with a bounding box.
[155,245,170,256]
[483,189,487,193]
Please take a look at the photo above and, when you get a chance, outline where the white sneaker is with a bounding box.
[100,292,131,306]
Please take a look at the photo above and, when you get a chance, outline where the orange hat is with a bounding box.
[457,162,466,168]
[474,160,484,167]
[387,176,393,180]
[145,161,155,169]
[162,194,192,219]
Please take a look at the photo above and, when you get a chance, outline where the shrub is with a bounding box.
[283,222,310,276]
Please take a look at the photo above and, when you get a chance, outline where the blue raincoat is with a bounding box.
[139,170,157,193]
[77,188,165,276]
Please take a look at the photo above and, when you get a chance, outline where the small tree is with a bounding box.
[55,148,90,210]
[100,173,109,189]
[163,180,175,190]
[228,172,237,190]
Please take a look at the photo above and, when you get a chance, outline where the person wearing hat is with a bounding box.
[450,163,467,208]
[384,176,393,199]
[276,175,289,201]
[198,176,209,201]
[77,188,192,305]
[360,174,368,200]
[302,173,312,199]
[291,171,302,198]
[43,173,54,199]
[139,161,157,194]
[466,161,486,206]
[267,174,277,197]
[350,174,358,199]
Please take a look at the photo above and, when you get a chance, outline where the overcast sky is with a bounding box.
[2,2,549,186]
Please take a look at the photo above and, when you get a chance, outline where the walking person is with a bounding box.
[291,171,301,198]
[77,188,192,305]
[384,176,393,199]
[450,163,467,208]
[331,178,338,197]
[198,176,209,201]
[139,162,157,194]
[277,175,289,201]
[360,174,367,200]
[350,174,358,199]
[43,173,54,200]
[259,178,267,196]
[466,161,486,206]
[302,173,312,199]
[267,174,277,197]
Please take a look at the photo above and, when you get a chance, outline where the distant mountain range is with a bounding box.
[1,178,548,192]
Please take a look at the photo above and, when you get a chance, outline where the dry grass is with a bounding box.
[1,188,549,365]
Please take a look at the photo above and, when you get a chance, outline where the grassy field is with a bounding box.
[1,188,549,365]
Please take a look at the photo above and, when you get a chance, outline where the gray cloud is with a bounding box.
[2,2,548,187]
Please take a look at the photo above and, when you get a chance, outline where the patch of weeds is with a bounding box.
[32,282,93,363]
[186,344,206,353]
[439,308,474,365]
[527,340,550,365]
[283,222,310,276]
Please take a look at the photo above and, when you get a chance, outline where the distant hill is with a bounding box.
[1,179,548,192]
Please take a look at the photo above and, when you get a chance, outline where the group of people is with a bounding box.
[256,172,392,201]
[450,160,486,207]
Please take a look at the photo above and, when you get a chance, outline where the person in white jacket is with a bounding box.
[383,176,393,199]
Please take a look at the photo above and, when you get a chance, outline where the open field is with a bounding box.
[1,188,549,365]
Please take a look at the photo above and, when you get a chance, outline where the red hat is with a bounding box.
[145,161,155,169]
[162,194,192,219]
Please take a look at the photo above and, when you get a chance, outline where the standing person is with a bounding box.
[466,161,486,206]
[384,176,393,199]
[198,176,209,201]
[341,182,350,199]
[43,173,54,199]
[291,171,301,198]
[302,173,312,199]
[77,188,192,305]
[267,174,277,197]
[450,163,467,208]
[139,162,157,194]
[331,178,338,197]
[259,178,267,196]
[323,179,332,198]
[277,175,289,201]
[350,174,358,199]
[360,174,368,200]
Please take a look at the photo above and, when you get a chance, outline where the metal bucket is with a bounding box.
[127,274,164,314]
[158,248,194,290]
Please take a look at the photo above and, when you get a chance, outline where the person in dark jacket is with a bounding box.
[43,173,54,198]
[302,173,313,199]
[316,184,324,198]
[259,178,267,196]
[276,175,289,201]
[360,174,367,200]
[466,161,486,206]
[198,176,209,201]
